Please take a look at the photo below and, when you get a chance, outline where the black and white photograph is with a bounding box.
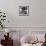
[19,6,29,16]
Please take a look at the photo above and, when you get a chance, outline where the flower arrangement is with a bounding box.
[0,10,6,28]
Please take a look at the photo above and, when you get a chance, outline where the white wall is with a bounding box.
[0,0,46,27]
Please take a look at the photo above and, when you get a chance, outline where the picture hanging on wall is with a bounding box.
[19,6,29,16]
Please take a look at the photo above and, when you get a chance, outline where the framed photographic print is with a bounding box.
[19,6,29,16]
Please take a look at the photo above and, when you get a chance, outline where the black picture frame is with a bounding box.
[19,6,29,16]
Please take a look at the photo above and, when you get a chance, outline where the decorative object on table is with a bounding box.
[0,10,6,28]
[19,6,29,16]
[5,29,10,36]
[5,29,10,33]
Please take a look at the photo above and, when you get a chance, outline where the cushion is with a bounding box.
[20,35,37,43]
